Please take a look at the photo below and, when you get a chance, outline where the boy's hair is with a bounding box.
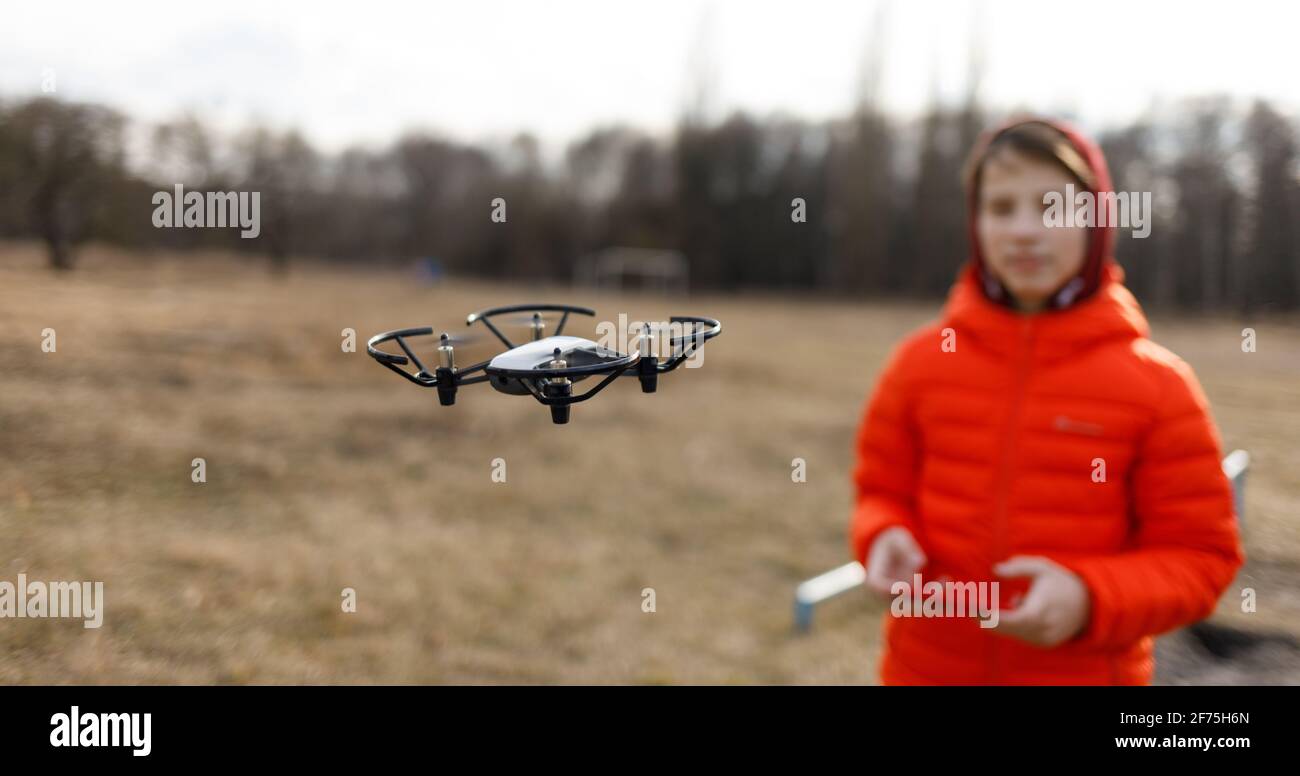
[962,120,1097,201]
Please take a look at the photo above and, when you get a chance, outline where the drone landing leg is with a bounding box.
[435,366,457,405]
[543,380,572,424]
[637,354,658,393]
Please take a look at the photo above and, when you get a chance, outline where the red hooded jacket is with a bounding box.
[848,118,1245,684]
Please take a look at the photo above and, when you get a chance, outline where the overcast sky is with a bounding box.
[3,0,1297,156]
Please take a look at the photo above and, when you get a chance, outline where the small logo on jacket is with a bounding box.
[1053,415,1104,436]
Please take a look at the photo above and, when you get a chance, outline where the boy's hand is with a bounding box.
[864,526,927,596]
[991,556,1091,647]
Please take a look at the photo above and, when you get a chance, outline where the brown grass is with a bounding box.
[2,241,1297,684]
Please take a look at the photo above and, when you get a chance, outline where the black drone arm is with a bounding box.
[517,362,638,407]
[653,315,722,373]
[367,327,436,385]
[600,315,723,375]
[366,328,490,404]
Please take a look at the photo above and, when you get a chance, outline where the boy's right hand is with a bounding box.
[864,526,927,596]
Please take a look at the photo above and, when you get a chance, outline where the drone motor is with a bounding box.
[543,348,573,424]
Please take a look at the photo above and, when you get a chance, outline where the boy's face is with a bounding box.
[976,149,1089,311]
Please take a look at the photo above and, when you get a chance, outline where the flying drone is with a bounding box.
[367,303,722,424]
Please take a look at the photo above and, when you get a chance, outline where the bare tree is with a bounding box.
[1243,100,1300,313]
[0,97,125,269]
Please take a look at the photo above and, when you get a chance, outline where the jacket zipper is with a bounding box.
[991,317,1035,683]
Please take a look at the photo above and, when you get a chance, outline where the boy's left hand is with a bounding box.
[991,556,1091,647]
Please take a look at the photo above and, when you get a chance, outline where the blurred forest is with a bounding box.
[0,85,1296,311]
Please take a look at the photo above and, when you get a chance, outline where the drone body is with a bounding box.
[368,304,721,424]
[486,335,618,395]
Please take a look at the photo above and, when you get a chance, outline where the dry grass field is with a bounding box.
[2,241,1298,684]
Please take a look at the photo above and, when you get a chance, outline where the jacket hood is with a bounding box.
[964,116,1117,311]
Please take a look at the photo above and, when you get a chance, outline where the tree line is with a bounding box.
[0,93,1295,311]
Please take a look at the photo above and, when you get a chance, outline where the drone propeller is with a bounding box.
[376,331,484,381]
[496,312,555,341]
[623,320,707,357]
[465,304,597,349]
[405,331,482,350]
[498,312,565,325]
[425,331,489,373]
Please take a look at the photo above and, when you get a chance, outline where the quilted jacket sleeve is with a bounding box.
[1057,355,1245,649]
[848,339,924,566]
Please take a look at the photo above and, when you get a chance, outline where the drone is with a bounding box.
[367,303,721,424]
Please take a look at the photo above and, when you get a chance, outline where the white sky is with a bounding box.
[3,0,1297,157]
